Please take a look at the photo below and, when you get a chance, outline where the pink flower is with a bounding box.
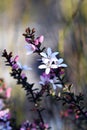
[0,88,3,93]
[5,87,12,98]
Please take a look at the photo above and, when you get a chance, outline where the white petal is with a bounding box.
[38,64,46,69]
[23,65,32,70]
[51,64,58,69]
[42,58,50,64]
[26,51,34,55]
[45,68,50,74]
[47,48,52,56]
[52,84,56,90]
[59,63,67,67]
[40,52,47,58]
[49,79,53,84]
[52,52,59,57]
[56,84,62,88]
[40,75,45,82]
[58,58,63,64]
[25,44,36,55]
[17,62,22,68]
[39,81,45,85]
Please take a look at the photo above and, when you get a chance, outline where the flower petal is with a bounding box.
[42,58,50,64]
[40,52,47,58]
[56,84,62,88]
[38,35,44,43]
[47,48,52,56]
[38,64,46,69]
[59,63,67,67]
[22,65,32,70]
[52,52,59,57]
[58,58,63,64]
[51,64,58,69]
[45,68,50,74]
[25,44,36,55]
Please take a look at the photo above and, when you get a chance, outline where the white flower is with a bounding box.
[40,47,58,63]
[49,77,62,90]
[39,47,67,74]
[39,48,59,74]
[25,44,36,55]
[17,62,32,71]
[38,61,58,74]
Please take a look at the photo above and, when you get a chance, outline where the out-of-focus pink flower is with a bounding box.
[0,88,3,93]
[5,87,12,98]
[75,115,79,119]
[44,123,49,129]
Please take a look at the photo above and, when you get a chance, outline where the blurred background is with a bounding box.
[0,0,87,129]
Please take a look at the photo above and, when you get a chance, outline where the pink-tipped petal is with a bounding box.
[38,35,44,43]
[14,55,19,62]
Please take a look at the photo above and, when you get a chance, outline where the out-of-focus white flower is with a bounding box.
[49,77,62,90]
[25,44,36,55]
[17,62,32,71]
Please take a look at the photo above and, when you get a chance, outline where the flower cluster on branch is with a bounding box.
[2,27,87,130]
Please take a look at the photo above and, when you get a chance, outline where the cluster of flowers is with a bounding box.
[0,78,12,130]
[20,120,49,130]
[2,27,87,130]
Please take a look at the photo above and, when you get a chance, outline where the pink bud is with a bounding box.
[34,39,39,45]
[14,55,19,62]
[38,35,44,43]
[21,73,26,79]
[5,87,12,98]
[12,63,19,69]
